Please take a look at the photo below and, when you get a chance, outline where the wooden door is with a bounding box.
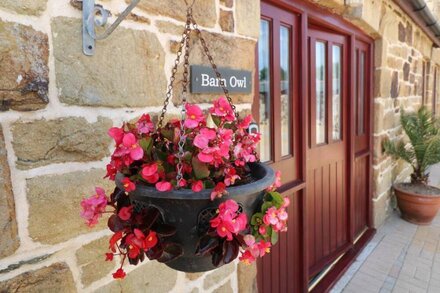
[256,4,303,293]
[353,40,372,238]
[306,29,349,278]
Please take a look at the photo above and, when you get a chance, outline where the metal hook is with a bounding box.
[82,0,140,55]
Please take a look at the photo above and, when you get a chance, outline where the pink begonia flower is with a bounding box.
[233,213,248,233]
[244,234,256,247]
[80,187,108,227]
[122,133,144,160]
[239,250,256,264]
[209,97,235,121]
[263,207,279,226]
[141,162,158,177]
[122,177,136,192]
[257,240,271,257]
[238,114,253,130]
[178,178,187,187]
[184,103,204,128]
[141,163,159,184]
[191,180,203,192]
[267,170,282,191]
[224,167,240,186]
[219,199,239,213]
[210,199,247,241]
[198,150,215,163]
[108,127,124,145]
[259,225,267,235]
[214,220,234,240]
[118,206,133,221]
[210,182,227,201]
[136,114,154,134]
[156,181,172,192]
[274,171,282,188]
[278,208,288,221]
[194,128,216,149]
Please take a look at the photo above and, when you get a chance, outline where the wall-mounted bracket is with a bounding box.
[82,0,140,56]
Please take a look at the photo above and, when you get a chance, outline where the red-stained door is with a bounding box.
[306,29,350,278]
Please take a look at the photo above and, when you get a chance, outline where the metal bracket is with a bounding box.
[82,0,140,56]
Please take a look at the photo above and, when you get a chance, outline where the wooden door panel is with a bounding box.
[307,28,349,278]
[307,159,348,275]
[354,155,369,237]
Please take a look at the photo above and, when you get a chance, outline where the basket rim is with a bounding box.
[115,162,275,200]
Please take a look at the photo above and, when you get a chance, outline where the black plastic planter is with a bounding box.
[116,162,275,273]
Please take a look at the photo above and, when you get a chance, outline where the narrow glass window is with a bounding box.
[280,26,291,156]
[358,51,365,135]
[332,45,342,141]
[259,20,271,162]
[316,41,326,144]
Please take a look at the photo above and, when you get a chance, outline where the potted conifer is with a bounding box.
[383,107,440,225]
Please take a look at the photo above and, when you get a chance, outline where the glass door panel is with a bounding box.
[259,19,272,162]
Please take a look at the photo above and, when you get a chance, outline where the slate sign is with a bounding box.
[190,65,252,94]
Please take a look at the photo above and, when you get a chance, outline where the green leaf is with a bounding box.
[161,128,175,141]
[271,231,279,245]
[204,180,215,189]
[211,115,222,127]
[261,202,273,214]
[192,156,210,179]
[250,213,263,225]
[156,150,168,162]
[269,191,284,208]
[139,137,153,156]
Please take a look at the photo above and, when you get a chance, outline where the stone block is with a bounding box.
[373,191,393,228]
[76,237,115,286]
[156,21,184,35]
[373,165,393,197]
[0,21,49,111]
[204,263,235,289]
[0,263,75,292]
[220,10,234,33]
[52,17,166,108]
[27,169,113,244]
[0,128,19,258]
[133,0,216,28]
[235,0,260,38]
[12,117,112,169]
[238,262,257,293]
[214,280,233,293]
[0,0,47,16]
[220,0,234,8]
[391,71,399,98]
[95,261,177,293]
[374,68,393,98]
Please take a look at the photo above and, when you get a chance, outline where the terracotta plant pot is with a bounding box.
[116,162,275,272]
[394,183,440,225]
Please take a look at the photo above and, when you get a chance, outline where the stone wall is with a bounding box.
[314,0,440,227]
[0,0,258,292]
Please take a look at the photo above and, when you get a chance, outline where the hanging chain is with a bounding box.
[191,19,239,119]
[156,0,242,186]
[157,15,191,129]
[175,8,192,186]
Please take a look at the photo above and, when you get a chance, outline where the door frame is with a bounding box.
[255,1,376,292]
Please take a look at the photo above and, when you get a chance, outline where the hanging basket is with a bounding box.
[116,162,274,272]
[80,1,289,281]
